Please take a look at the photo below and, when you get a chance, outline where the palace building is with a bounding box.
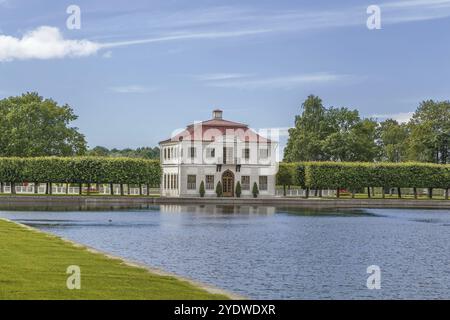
[159,110,278,197]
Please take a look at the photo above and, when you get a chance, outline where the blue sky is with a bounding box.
[0,0,449,149]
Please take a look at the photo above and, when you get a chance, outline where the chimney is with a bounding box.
[213,109,223,119]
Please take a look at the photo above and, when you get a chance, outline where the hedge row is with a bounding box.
[0,157,161,185]
[278,162,450,190]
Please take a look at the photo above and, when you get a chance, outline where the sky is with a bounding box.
[0,0,449,149]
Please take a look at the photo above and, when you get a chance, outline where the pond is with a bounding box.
[1,204,449,299]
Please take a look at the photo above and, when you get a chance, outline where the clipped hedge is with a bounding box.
[278,162,449,196]
[0,157,161,186]
[276,162,306,189]
[304,162,449,190]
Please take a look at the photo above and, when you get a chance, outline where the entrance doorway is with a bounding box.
[222,170,234,197]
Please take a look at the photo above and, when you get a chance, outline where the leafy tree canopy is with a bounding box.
[0,92,87,157]
[284,95,450,164]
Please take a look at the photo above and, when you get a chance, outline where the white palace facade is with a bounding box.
[159,110,278,197]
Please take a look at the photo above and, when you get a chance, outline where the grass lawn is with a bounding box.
[0,219,228,300]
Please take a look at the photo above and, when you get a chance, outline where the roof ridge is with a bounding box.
[186,118,248,128]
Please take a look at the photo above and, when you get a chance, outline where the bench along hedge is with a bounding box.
[277,162,450,199]
[0,157,161,194]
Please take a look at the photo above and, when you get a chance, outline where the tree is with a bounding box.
[88,146,160,159]
[322,109,379,161]
[0,92,86,156]
[235,181,242,198]
[89,146,110,157]
[199,181,205,197]
[285,96,379,162]
[406,100,450,164]
[215,181,223,197]
[378,119,409,162]
[284,95,330,161]
[252,182,259,198]
[276,164,293,196]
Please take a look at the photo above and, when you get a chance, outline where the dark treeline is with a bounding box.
[87,146,160,160]
[284,95,449,164]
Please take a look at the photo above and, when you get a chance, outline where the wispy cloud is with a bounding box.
[109,85,157,93]
[372,112,414,123]
[197,72,349,89]
[194,73,251,81]
[100,29,271,49]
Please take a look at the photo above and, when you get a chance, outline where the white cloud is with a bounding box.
[199,73,349,89]
[0,26,269,62]
[0,26,100,62]
[109,85,157,93]
[372,112,414,123]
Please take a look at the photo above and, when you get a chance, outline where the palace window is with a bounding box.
[187,175,197,190]
[259,148,269,159]
[241,176,250,190]
[242,148,250,160]
[205,175,215,190]
[259,176,268,191]
[189,147,196,159]
[206,148,215,158]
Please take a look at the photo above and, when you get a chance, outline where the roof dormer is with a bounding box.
[213,109,223,120]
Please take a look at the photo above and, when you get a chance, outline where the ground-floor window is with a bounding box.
[163,173,178,190]
[241,176,250,190]
[259,176,268,191]
[205,175,214,190]
[187,175,197,190]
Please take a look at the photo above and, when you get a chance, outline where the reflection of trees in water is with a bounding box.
[0,203,159,212]
[276,207,371,217]
[0,202,369,217]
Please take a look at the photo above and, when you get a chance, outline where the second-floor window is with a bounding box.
[189,147,196,159]
[242,148,250,160]
[259,147,269,159]
[223,147,234,164]
[206,148,215,158]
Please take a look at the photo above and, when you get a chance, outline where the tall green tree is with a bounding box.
[284,96,379,162]
[406,100,449,164]
[284,95,331,161]
[0,92,87,157]
[378,119,409,162]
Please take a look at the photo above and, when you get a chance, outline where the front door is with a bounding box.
[222,170,234,197]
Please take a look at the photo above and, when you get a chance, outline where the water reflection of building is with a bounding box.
[159,204,276,215]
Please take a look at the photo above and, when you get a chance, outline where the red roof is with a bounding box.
[159,115,271,144]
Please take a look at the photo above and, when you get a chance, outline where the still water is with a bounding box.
[1,204,449,299]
